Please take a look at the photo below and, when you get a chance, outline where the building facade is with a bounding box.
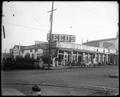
[83,37,119,65]
[11,42,48,59]
[11,41,117,66]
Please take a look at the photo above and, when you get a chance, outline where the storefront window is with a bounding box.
[59,50,64,53]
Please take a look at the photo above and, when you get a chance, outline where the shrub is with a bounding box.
[2,56,37,71]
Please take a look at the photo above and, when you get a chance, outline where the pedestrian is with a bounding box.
[52,57,55,67]
[55,57,58,67]
[39,58,44,69]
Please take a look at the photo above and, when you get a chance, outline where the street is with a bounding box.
[1,65,119,96]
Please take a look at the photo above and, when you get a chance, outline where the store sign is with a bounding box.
[98,48,103,53]
[89,46,95,52]
[47,33,75,42]
[56,42,74,49]
[109,49,116,54]
[104,48,108,53]
[56,42,112,54]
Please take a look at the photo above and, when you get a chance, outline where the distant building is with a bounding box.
[83,38,118,50]
[83,31,119,51]
[11,41,48,59]
[83,37,119,65]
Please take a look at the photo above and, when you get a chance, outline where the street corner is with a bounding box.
[2,88,25,96]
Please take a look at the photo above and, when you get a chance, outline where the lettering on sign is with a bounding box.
[56,42,111,54]
[52,34,59,41]
[59,34,65,42]
[47,33,75,42]
[98,48,103,53]
[109,49,116,54]
[70,35,75,42]
[65,35,70,42]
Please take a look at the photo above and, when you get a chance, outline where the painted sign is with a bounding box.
[56,42,74,49]
[56,42,113,54]
[109,49,116,54]
[47,33,76,42]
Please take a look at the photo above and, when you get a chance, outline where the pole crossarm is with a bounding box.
[48,8,57,13]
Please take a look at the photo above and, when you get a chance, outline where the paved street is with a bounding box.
[1,65,119,96]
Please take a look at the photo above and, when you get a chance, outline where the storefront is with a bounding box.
[48,41,114,66]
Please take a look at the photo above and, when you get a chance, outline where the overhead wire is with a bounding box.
[3,21,49,31]
[2,2,49,31]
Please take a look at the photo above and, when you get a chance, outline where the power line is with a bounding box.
[3,22,48,31]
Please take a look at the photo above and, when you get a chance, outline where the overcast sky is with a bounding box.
[2,1,118,53]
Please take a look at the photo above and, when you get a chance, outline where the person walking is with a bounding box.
[52,57,56,67]
[55,57,58,67]
[39,58,44,69]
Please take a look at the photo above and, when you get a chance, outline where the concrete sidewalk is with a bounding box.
[2,88,25,96]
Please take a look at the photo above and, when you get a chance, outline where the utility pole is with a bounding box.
[48,1,56,69]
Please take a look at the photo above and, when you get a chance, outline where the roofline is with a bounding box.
[83,37,117,44]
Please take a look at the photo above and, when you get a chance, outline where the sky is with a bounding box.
[2,1,118,53]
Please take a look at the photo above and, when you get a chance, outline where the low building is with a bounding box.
[11,41,48,59]
[83,38,118,50]
[10,33,118,66]
[10,40,117,66]
[83,37,119,65]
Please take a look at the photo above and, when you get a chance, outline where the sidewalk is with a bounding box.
[50,65,102,70]
[2,88,24,96]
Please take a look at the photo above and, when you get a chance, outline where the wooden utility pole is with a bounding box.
[48,1,56,69]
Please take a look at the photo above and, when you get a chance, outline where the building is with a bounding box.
[11,41,48,59]
[11,40,117,66]
[83,36,119,65]
[83,38,118,51]
[10,33,118,66]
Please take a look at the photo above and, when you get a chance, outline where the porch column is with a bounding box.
[106,54,108,63]
[70,51,73,63]
[63,51,65,65]
[77,52,78,62]
[83,53,86,64]
[102,54,104,63]
[98,54,101,63]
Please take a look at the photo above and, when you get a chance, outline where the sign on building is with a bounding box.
[47,33,76,42]
[109,49,116,54]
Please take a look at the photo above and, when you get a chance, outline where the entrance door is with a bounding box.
[78,55,82,63]
[58,54,63,65]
